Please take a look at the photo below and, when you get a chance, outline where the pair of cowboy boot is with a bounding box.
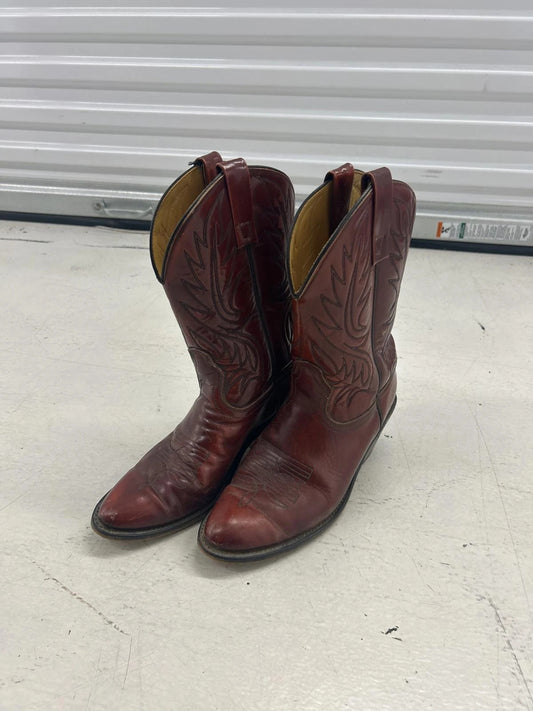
[91,152,416,561]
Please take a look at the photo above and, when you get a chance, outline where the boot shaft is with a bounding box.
[150,156,294,410]
[247,168,294,384]
[288,164,415,424]
[371,175,416,387]
[150,151,223,280]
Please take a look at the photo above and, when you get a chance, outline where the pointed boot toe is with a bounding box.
[92,471,172,538]
[95,490,155,530]
[199,488,285,560]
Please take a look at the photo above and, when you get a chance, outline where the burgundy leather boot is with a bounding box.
[198,163,416,560]
[91,153,294,538]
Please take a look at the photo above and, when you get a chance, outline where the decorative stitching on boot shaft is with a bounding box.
[307,209,375,423]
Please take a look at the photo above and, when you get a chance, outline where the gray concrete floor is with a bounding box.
[1,219,532,711]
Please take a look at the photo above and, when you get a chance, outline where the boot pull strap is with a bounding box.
[191,151,222,183]
[324,162,354,235]
[361,167,392,265]
[217,158,257,249]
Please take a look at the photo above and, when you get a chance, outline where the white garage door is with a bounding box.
[1,0,532,248]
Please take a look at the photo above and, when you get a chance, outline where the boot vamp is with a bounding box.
[203,361,381,551]
[97,394,268,531]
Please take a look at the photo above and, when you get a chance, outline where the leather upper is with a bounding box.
[95,156,295,532]
[201,165,416,553]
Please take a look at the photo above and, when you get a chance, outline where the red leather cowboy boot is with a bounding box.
[199,163,416,560]
[91,153,294,538]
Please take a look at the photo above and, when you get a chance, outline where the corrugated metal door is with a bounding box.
[1,0,532,247]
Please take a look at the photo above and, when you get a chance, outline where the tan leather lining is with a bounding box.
[349,173,363,210]
[290,184,331,293]
[151,166,205,278]
[290,173,363,292]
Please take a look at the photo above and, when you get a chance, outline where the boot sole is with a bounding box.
[197,396,397,562]
[90,420,269,541]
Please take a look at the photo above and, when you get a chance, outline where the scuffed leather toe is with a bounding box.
[200,487,286,555]
[96,489,163,531]
[95,472,169,532]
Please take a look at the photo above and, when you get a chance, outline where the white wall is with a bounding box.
[1,1,532,245]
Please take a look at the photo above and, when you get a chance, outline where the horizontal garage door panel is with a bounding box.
[0,2,532,246]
